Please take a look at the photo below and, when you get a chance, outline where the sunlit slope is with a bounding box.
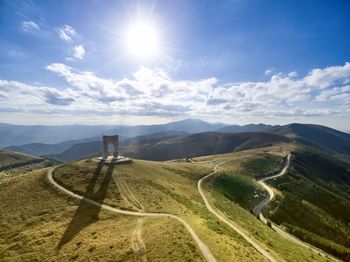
[0,168,205,261]
[0,149,41,167]
[0,150,53,178]
[52,145,328,262]
[195,145,349,261]
[268,123,350,155]
[265,148,350,261]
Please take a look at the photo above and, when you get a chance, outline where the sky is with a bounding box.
[0,0,350,130]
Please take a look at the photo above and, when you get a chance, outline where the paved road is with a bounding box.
[47,166,216,262]
[197,155,278,262]
[252,153,291,216]
[252,153,339,262]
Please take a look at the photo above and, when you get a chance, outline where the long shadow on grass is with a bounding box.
[57,158,116,250]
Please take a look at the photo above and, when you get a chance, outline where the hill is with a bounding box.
[218,124,272,133]
[265,148,350,260]
[3,137,99,156]
[0,149,41,168]
[268,123,350,155]
[121,132,291,161]
[0,150,54,177]
[0,119,226,148]
[51,131,187,162]
[52,131,291,162]
[1,143,336,261]
[0,123,116,148]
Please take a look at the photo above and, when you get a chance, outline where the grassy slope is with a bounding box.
[265,149,350,260]
[0,149,53,178]
[193,145,332,262]
[0,150,41,167]
[0,168,205,261]
[54,159,268,261]
[52,145,329,262]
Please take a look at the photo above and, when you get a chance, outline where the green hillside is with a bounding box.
[0,144,343,261]
[0,149,41,167]
[0,150,53,177]
[265,149,350,260]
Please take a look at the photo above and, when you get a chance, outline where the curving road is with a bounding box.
[252,153,340,262]
[252,153,291,217]
[47,166,216,262]
[197,155,278,262]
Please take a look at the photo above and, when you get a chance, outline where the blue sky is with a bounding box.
[0,0,350,130]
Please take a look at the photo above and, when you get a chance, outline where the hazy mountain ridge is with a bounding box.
[3,120,350,162]
[268,123,350,155]
[52,131,290,162]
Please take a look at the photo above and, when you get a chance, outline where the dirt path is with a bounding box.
[252,153,339,262]
[197,155,278,262]
[131,218,148,262]
[113,173,144,212]
[47,166,216,262]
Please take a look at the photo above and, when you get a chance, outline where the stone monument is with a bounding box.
[102,135,118,159]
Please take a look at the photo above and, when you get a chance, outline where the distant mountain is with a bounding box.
[4,120,350,159]
[268,123,350,155]
[51,131,188,162]
[52,131,290,162]
[52,141,102,162]
[217,124,272,133]
[121,132,291,161]
[0,119,226,148]
[101,118,227,138]
[0,123,119,148]
[3,137,100,156]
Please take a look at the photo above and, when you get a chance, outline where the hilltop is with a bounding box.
[1,143,343,261]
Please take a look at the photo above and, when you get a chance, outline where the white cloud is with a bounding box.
[21,21,40,33]
[304,62,350,89]
[73,45,85,60]
[1,62,350,126]
[56,25,76,42]
[264,68,275,76]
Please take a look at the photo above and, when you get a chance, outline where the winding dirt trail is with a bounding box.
[252,153,339,262]
[197,155,278,262]
[47,166,216,262]
[131,218,148,262]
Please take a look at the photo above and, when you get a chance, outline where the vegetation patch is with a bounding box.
[240,154,282,178]
[212,173,265,210]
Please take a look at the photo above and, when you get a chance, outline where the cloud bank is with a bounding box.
[0,62,349,125]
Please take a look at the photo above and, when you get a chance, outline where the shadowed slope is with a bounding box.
[57,159,116,249]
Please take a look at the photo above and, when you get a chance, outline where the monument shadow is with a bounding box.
[57,158,116,250]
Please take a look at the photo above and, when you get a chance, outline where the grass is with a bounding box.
[212,173,265,210]
[1,143,341,261]
[0,150,54,183]
[240,154,282,178]
[197,147,332,262]
[263,148,350,260]
[53,158,269,261]
[0,150,41,167]
[0,167,208,261]
[51,144,331,261]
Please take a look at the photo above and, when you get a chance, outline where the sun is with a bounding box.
[125,21,160,59]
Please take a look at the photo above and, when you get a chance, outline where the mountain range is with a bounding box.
[2,119,350,162]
